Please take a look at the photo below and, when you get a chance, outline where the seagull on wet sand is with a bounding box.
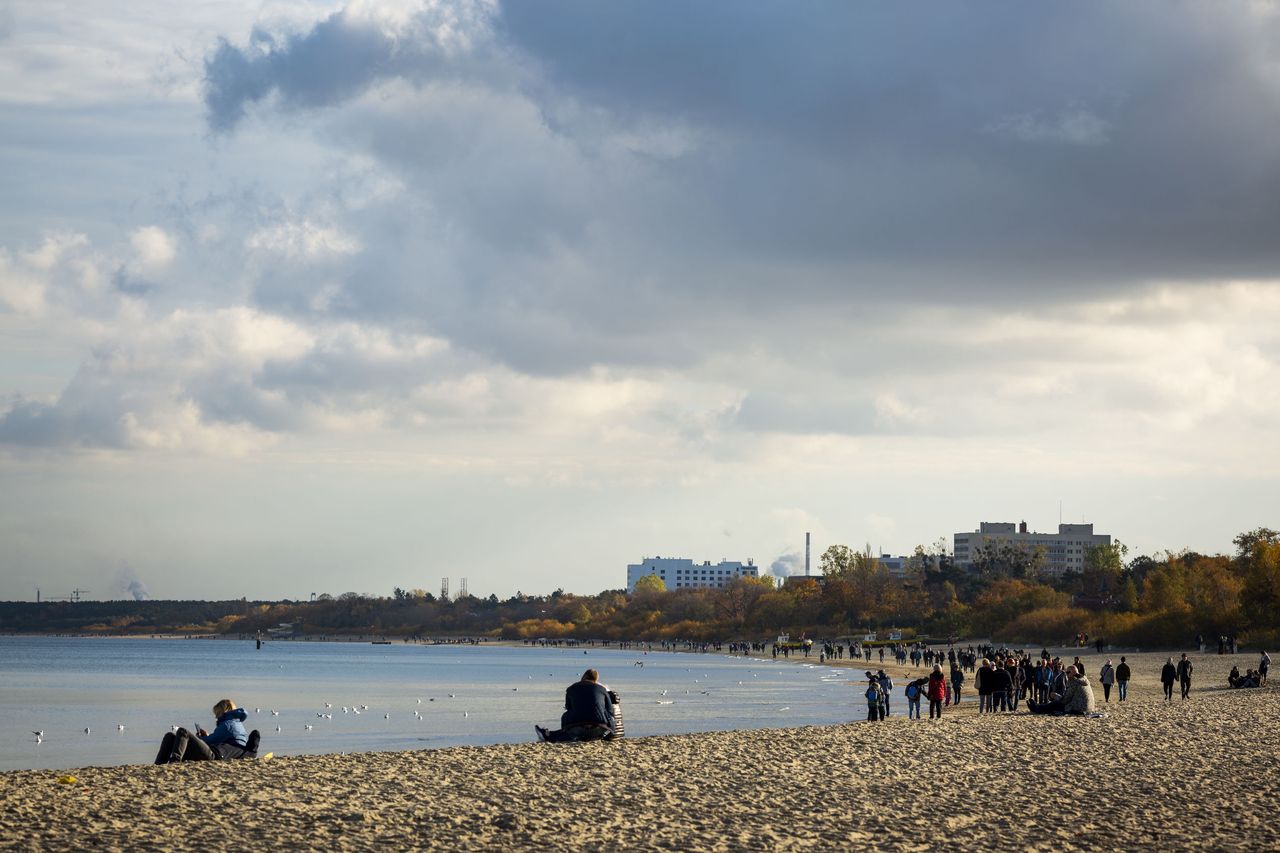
[33,731,44,744]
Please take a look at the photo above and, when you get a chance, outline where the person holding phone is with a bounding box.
[154,699,254,764]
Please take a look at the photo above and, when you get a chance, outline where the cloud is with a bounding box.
[987,107,1112,146]
[202,0,498,133]
[130,226,177,272]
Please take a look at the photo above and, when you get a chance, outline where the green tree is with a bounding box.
[1082,540,1129,604]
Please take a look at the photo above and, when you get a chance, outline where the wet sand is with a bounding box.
[1,649,1276,851]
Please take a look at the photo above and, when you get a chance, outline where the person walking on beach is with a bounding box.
[536,669,617,742]
[1259,651,1270,686]
[976,660,991,714]
[905,679,924,719]
[154,699,255,764]
[1115,657,1131,702]
[1160,658,1177,701]
[877,670,893,717]
[1099,660,1115,703]
[864,672,884,721]
[1177,653,1194,699]
[949,664,964,704]
[927,665,947,719]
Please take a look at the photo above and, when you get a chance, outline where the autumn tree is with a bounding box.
[633,574,666,594]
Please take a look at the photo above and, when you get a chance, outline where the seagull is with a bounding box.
[171,725,181,732]
[316,712,326,718]
[275,725,281,733]
[84,727,91,735]
[512,687,518,692]
[463,712,469,717]
[117,724,126,732]
[324,703,332,709]
[360,704,369,710]
[416,699,422,704]
[304,724,314,731]
[353,708,361,715]
[323,714,332,720]
[254,707,261,713]
[342,707,349,713]
[33,732,43,744]
[384,713,390,719]
[271,710,280,716]
[448,694,455,699]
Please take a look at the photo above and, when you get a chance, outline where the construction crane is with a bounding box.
[45,588,93,603]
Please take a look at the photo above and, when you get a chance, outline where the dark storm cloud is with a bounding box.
[191,0,1280,390]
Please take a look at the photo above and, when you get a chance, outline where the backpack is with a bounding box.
[865,685,880,702]
[905,683,920,700]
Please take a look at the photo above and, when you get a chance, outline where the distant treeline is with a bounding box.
[4,528,1278,647]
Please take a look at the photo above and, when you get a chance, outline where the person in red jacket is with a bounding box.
[927,664,948,719]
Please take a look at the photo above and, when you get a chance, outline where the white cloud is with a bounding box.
[130,226,177,272]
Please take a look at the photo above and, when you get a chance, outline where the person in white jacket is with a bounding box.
[1098,660,1115,703]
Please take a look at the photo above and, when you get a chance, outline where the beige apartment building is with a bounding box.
[953,521,1111,577]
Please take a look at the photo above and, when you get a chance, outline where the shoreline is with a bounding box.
[2,684,1277,850]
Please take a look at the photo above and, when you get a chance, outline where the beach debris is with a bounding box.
[57,775,77,784]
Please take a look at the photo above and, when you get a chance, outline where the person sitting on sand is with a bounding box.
[155,699,256,764]
[1027,666,1096,716]
[536,669,616,743]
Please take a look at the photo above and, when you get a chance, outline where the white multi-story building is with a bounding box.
[626,557,759,592]
[953,521,1111,577]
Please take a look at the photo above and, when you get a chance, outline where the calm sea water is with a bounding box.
[0,637,862,772]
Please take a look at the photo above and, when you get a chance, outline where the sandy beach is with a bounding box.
[2,649,1276,851]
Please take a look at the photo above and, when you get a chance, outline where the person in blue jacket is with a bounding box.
[155,699,254,764]
[536,669,616,742]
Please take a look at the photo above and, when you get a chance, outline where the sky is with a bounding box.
[2,1,1278,602]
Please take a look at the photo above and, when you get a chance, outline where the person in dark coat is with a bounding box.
[1115,657,1131,702]
[1177,653,1194,699]
[536,669,616,743]
[1160,658,1178,701]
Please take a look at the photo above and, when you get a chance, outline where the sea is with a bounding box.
[0,637,863,772]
